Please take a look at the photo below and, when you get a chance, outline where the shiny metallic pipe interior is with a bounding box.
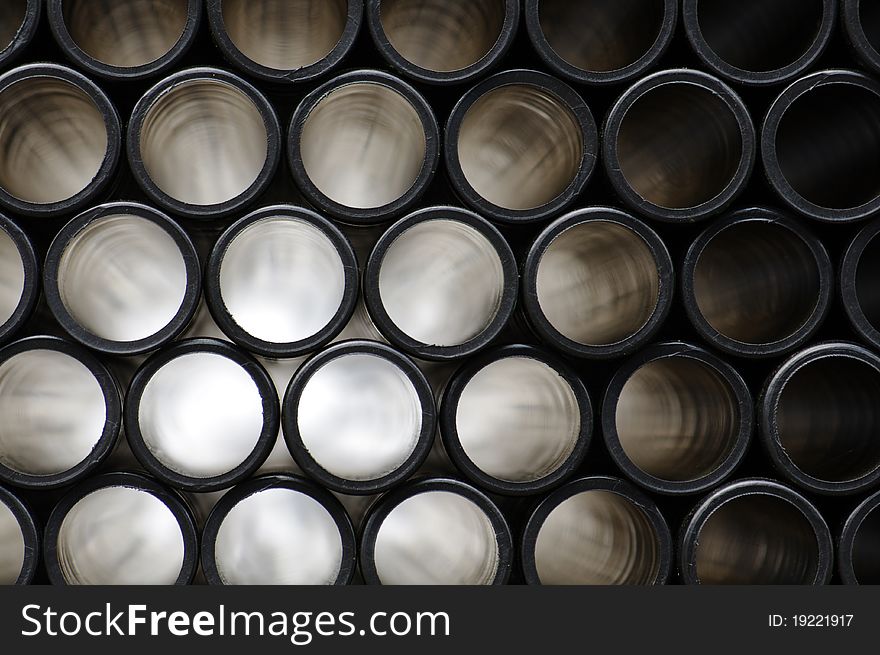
[0,1,28,55]
[0,489,29,584]
[0,224,26,334]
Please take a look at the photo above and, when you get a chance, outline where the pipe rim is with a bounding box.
[359,477,513,585]
[47,0,202,81]
[682,207,833,357]
[838,489,880,584]
[128,67,281,219]
[124,338,279,492]
[842,218,880,350]
[0,214,39,346]
[0,0,39,68]
[843,0,880,76]
[0,485,38,584]
[440,344,592,495]
[201,473,357,585]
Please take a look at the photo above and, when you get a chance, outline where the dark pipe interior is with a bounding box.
[0,1,26,52]
[775,356,880,482]
[852,504,880,584]
[775,84,880,210]
[616,83,743,209]
[693,221,821,344]
[856,233,880,332]
[538,0,665,73]
[695,494,819,584]
[860,0,880,55]
[696,0,824,73]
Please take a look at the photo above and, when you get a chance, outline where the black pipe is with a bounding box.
[521,207,673,359]
[842,218,880,351]
[683,0,836,85]
[680,478,833,584]
[603,68,755,223]
[0,0,39,69]
[0,214,39,347]
[759,342,880,494]
[445,69,597,224]
[0,484,38,585]
[842,0,880,76]
[762,69,880,222]
[524,0,677,85]
[682,207,833,357]
[839,489,880,585]
[366,0,519,85]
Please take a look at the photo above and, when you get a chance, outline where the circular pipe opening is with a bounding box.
[537,0,666,74]
[137,78,269,207]
[855,232,880,335]
[693,494,820,584]
[534,489,662,585]
[692,221,823,346]
[0,496,24,584]
[378,0,505,73]
[60,0,189,68]
[0,226,25,329]
[56,486,186,585]
[861,1,880,55]
[0,76,109,206]
[299,82,427,210]
[536,221,660,346]
[457,84,583,211]
[0,1,27,53]
[852,503,880,584]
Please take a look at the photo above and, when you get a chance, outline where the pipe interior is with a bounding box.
[616,82,743,209]
[855,233,880,332]
[458,84,583,211]
[862,0,880,55]
[693,221,821,344]
[0,1,26,53]
[378,219,505,347]
[139,79,268,206]
[0,77,108,205]
[774,356,880,482]
[852,503,880,584]
[214,487,343,585]
[380,0,505,73]
[696,0,824,73]
[137,352,265,478]
[0,498,24,584]
[300,82,426,210]
[0,349,106,476]
[455,356,580,482]
[57,214,188,343]
[538,0,665,73]
[536,221,660,346]
[775,83,880,210]
[373,490,499,584]
[62,0,189,68]
[296,353,421,482]
[220,217,346,344]
[615,357,738,482]
[0,227,24,326]
[694,494,819,584]
[56,486,185,585]
[534,490,660,585]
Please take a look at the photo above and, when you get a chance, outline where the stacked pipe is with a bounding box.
[1,0,880,587]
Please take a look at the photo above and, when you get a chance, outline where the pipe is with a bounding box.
[760,342,880,494]
[762,70,880,222]
[47,0,201,80]
[127,67,281,219]
[0,64,121,218]
[682,207,832,357]
[208,0,361,83]
[839,489,880,584]
[43,472,198,585]
[363,206,518,361]
[522,207,673,359]
[0,214,38,346]
[366,0,519,85]
[445,69,597,224]
[0,485,38,584]
[43,202,201,356]
[288,69,439,225]
[602,342,752,494]
[359,477,512,585]
[0,0,39,69]
[524,0,677,85]
[603,68,755,223]
[282,340,435,495]
[680,478,833,584]
[843,0,880,77]
[124,338,279,492]
[205,205,359,359]
[201,474,357,585]
[521,476,671,585]
[842,218,880,350]
[440,344,591,495]
[683,0,836,85]
[0,336,121,490]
